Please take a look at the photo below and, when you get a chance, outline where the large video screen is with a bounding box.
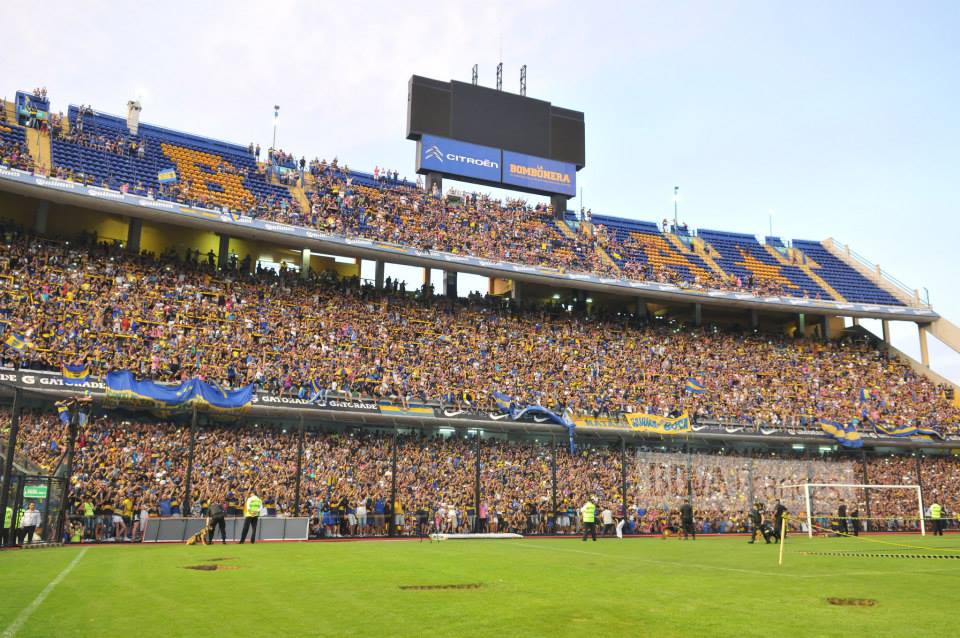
[407,75,585,169]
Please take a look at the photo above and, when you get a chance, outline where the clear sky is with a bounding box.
[5,0,959,381]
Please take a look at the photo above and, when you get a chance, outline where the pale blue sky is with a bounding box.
[4,0,958,380]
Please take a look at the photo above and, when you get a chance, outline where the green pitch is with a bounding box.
[1,535,957,637]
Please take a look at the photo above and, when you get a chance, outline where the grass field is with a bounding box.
[1,535,958,637]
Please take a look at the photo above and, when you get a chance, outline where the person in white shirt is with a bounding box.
[19,502,42,544]
[356,499,368,536]
[601,507,615,536]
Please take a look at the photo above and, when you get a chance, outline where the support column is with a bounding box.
[56,406,80,544]
[750,309,759,330]
[551,445,558,532]
[918,324,930,367]
[550,195,568,220]
[882,320,891,344]
[126,217,142,254]
[217,234,230,269]
[0,390,21,546]
[444,270,458,298]
[300,248,310,279]
[797,313,806,336]
[423,267,432,287]
[294,416,304,516]
[852,317,860,326]
[861,450,871,533]
[34,201,48,235]
[511,280,523,304]
[474,431,481,532]
[389,427,398,537]
[693,303,702,327]
[375,260,385,289]
[182,407,197,517]
[620,437,627,527]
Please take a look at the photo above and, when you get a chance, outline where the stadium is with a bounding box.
[2,4,959,637]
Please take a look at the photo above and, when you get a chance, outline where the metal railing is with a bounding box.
[824,238,931,308]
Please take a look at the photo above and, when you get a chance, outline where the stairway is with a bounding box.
[595,244,621,273]
[25,126,51,173]
[689,237,727,276]
[289,182,311,215]
[554,217,580,241]
[764,244,846,302]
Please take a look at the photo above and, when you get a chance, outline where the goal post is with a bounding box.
[779,483,925,538]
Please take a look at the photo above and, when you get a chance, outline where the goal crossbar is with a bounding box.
[777,483,925,537]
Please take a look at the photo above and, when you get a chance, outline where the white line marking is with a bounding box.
[2,548,87,638]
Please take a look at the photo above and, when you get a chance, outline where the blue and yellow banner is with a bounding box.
[157,168,178,184]
[623,412,692,435]
[819,419,863,448]
[61,363,90,385]
[106,370,253,409]
[873,422,943,440]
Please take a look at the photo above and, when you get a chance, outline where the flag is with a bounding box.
[492,391,514,414]
[3,332,33,353]
[56,402,71,425]
[106,370,254,409]
[157,168,178,184]
[62,363,90,385]
[819,419,863,448]
[685,377,706,394]
[858,388,871,402]
[873,423,944,440]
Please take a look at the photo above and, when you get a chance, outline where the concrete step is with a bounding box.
[24,126,51,173]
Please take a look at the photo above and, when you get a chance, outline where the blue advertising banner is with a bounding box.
[501,151,576,196]
[417,134,501,182]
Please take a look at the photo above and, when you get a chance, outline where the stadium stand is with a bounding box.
[792,239,904,306]
[7,95,904,305]
[10,411,949,540]
[50,106,295,215]
[0,226,954,435]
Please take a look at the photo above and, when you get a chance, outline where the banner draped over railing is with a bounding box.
[106,371,254,409]
[623,412,692,435]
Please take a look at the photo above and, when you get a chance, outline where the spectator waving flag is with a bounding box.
[819,419,863,448]
[62,362,90,385]
[858,388,871,402]
[4,332,33,353]
[685,377,706,394]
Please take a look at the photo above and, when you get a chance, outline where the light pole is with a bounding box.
[272,105,280,149]
[673,186,679,230]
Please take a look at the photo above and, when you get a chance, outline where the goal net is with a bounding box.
[778,483,925,537]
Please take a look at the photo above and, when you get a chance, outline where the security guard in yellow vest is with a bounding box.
[930,502,944,536]
[239,493,263,544]
[581,497,598,542]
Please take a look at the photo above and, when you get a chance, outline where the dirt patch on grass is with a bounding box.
[184,565,240,571]
[827,598,877,607]
[399,583,482,591]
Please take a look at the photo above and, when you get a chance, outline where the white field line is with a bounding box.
[2,548,88,638]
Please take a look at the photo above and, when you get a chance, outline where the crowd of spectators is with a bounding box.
[8,411,955,540]
[0,226,956,436]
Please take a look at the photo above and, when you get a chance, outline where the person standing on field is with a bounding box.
[239,493,263,544]
[580,497,597,542]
